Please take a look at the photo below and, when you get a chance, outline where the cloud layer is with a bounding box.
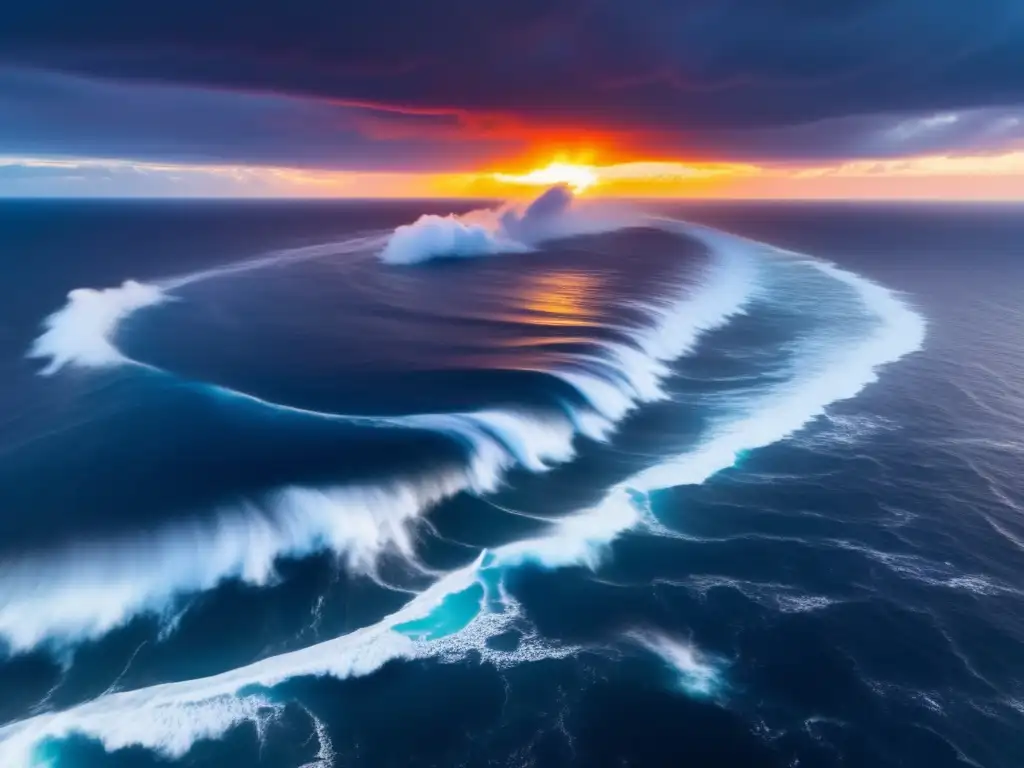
[1,1,1023,172]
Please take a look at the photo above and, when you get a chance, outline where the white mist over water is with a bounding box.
[28,280,167,375]
[379,210,530,265]
[379,184,638,264]
[3,193,927,768]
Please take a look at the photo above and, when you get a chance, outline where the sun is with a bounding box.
[492,161,600,193]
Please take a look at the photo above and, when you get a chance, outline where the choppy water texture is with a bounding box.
[1,195,1023,768]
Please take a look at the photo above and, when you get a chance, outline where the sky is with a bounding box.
[2,0,1024,199]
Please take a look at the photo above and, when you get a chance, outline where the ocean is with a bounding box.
[0,195,1022,768]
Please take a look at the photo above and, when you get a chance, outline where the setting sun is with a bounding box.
[492,161,600,193]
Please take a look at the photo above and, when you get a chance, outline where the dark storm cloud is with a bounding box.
[674,108,1024,162]
[0,69,521,170]
[2,0,1023,164]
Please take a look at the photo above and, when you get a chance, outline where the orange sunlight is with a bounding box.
[11,149,1022,200]
[476,152,1024,201]
[207,148,1024,200]
[493,162,600,193]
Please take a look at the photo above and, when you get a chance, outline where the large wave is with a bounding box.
[0,488,637,768]
[0,406,599,652]
[10,191,755,651]
[0,203,927,766]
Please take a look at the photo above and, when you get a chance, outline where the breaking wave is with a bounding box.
[0,489,637,768]
[0,190,928,767]
[11,191,754,650]
[380,184,636,264]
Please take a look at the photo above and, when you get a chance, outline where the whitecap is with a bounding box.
[629,631,723,698]
[28,280,167,375]
[379,185,641,265]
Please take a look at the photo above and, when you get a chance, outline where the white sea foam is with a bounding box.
[828,540,1018,595]
[491,487,643,571]
[379,185,638,265]
[297,708,335,768]
[28,280,167,375]
[619,220,761,384]
[630,631,722,697]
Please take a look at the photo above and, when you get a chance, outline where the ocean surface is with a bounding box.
[0,194,1022,768]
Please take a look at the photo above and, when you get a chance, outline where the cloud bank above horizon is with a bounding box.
[1,0,1023,197]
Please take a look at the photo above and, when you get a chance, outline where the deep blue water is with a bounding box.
[1,197,1023,768]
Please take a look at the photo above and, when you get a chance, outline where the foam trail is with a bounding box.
[614,227,924,702]
[297,708,335,768]
[0,225,926,768]
[163,233,387,291]
[26,187,616,375]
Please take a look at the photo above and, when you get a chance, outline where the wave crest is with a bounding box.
[10,212,756,652]
[379,184,635,265]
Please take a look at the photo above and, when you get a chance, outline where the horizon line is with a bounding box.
[3,194,1023,204]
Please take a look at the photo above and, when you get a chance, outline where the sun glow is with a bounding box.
[493,162,600,193]
[489,157,764,196]
[8,149,1023,200]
